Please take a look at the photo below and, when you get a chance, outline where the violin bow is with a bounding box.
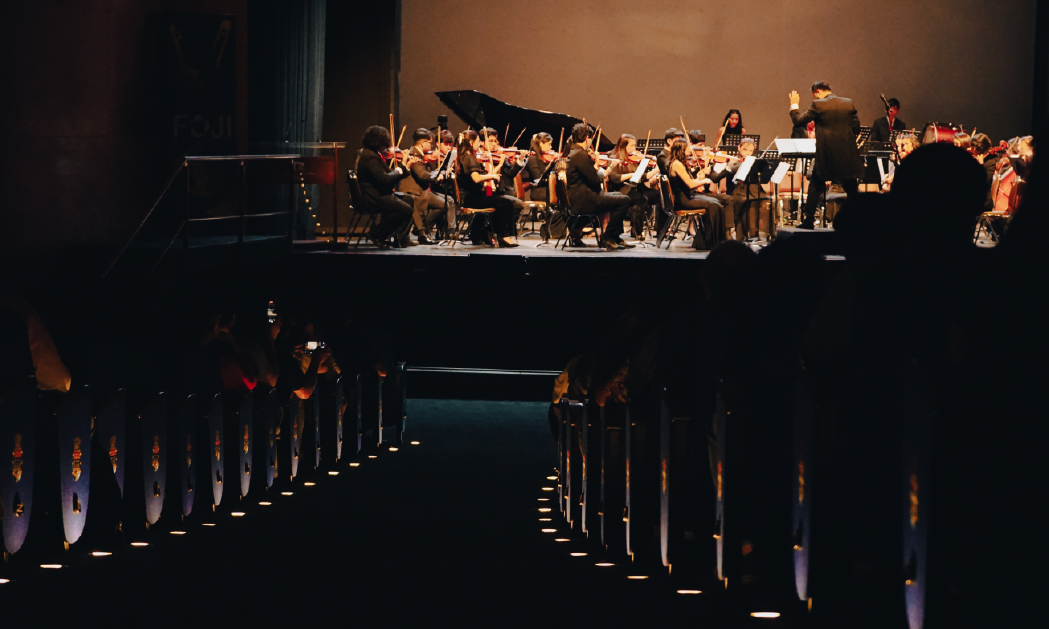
[557,127,565,155]
[389,114,396,143]
[504,124,511,148]
[680,116,697,160]
[482,127,497,193]
[510,127,527,150]
[396,125,407,149]
[643,130,652,156]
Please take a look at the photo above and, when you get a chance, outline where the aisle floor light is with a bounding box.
[231,512,245,517]
[595,563,614,567]
[389,447,398,452]
[259,501,272,506]
[202,523,216,527]
[40,564,63,569]
[547,476,558,480]
[542,529,557,533]
[554,538,570,542]
[350,462,360,467]
[281,492,294,496]
[328,471,339,475]
[170,531,186,535]
[131,542,149,547]
[537,498,549,502]
[368,455,377,459]
[751,612,781,618]
[570,553,587,557]
[303,482,316,486]
[677,590,702,595]
[538,508,552,512]
[91,552,112,557]
[539,518,552,522]
[627,576,648,580]
[410,441,420,445]
[0,578,9,583]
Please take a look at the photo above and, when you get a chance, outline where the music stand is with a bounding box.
[718,133,760,155]
[856,126,873,148]
[734,156,777,241]
[638,138,665,156]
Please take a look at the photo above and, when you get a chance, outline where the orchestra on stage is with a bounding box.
[349,82,1031,251]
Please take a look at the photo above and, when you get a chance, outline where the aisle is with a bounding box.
[15,400,789,626]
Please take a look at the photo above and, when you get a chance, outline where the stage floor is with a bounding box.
[296,228,849,261]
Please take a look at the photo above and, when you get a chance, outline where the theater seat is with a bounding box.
[256,388,280,488]
[599,401,627,555]
[171,394,196,517]
[0,378,38,555]
[56,386,93,545]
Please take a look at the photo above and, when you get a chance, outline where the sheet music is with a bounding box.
[628,158,651,185]
[713,163,728,174]
[770,161,791,185]
[774,138,816,154]
[732,156,756,183]
[876,157,887,183]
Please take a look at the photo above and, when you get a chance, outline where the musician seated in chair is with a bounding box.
[523,132,565,241]
[605,134,661,242]
[481,127,527,235]
[564,123,634,250]
[706,138,768,240]
[455,130,519,248]
[355,125,416,249]
[666,138,724,250]
[398,128,457,245]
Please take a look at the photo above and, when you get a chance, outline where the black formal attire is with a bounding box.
[790,122,811,139]
[398,146,457,235]
[457,153,517,241]
[789,93,862,227]
[667,164,720,250]
[605,158,661,239]
[870,115,906,143]
[495,157,526,234]
[708,159,768,239]
[524,154,567,240]
[565,148,632,242]
[355,148,414,244]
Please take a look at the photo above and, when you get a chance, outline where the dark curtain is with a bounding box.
[249,0,326,239]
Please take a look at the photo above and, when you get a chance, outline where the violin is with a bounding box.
[530,149,559,164]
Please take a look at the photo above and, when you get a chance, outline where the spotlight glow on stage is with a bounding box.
[751,612,781,618]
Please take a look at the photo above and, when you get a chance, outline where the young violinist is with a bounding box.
[721,109,746,138]
[354,125,417,249]
[666,137,724,250]
[480,127,527,235]
[564,123,634,250]
[523,132,563,241]
[398,128,458,245]
[455,130,519,248]
[605,133,661,241]
[705,137,767,240]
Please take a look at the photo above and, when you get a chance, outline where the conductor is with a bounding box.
[789,81,862,229]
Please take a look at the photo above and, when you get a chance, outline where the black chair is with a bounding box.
[345,170,378,249]
[303,391,321,473]
[318,375,345,466]
[284,395,305,480]
[554,172,604,250]
[0,377,36,556]
[56,386,93,546]
[657,393,711,577]
[558,398,584,528]
[657,175,709,250]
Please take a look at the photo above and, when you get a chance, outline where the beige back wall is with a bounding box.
[401,0,1035,146]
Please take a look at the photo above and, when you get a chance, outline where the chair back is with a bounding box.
[548,173,558,205]
[451,173,463,206]
[555,172,571,211]
[659,175,675,213]
[513,172,526,199]
[347,171,365,211]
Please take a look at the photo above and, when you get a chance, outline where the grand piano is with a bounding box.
[436,90,616,151]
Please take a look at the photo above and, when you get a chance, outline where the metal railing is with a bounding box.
[102,154,302,279]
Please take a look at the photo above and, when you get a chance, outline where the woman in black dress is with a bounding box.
[666,138,724,250]
[722,109,746,137]
[455,130,519,247]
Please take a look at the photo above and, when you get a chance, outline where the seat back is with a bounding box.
[57,386,93,545]
[0,378,36,555]
[548,172,557,205]
[555,172,571,211]
[659,175,675,213]
[513,172,526,199]
[347,170,365,211]
[452,173,463,206]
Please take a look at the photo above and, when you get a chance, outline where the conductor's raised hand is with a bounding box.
[789,90,801,106]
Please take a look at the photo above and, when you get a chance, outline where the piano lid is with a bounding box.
[435,90,615,151]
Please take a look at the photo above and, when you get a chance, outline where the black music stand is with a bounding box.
[856,126,873,148]
[734,156,777,242]
[638,138,665,156]
[718,133,760,155]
